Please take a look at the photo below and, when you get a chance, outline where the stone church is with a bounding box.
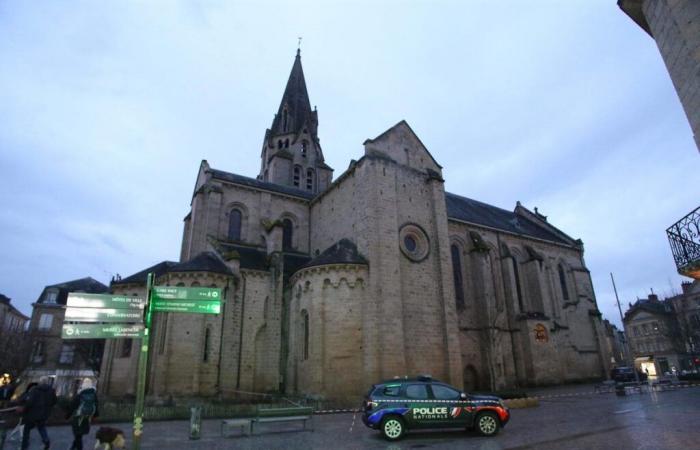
[98,50,612,403]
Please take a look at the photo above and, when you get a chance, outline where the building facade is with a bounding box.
[99,51,612,404]
[619,0,700,153]
[623,281,700,377]
[0,294,30,378]
[25,277,108,396]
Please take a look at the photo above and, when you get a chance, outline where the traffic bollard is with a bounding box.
[189,406,202,440]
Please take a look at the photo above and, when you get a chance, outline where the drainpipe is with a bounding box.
[215,278,229,396]
[236,273,247,390]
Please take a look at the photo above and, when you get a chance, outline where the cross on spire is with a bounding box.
[297,37,302,55]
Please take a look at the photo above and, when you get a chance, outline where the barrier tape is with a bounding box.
[312,383,700,414]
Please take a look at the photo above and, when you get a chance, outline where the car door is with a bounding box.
[403,383,438,429]
[429,383,470,428]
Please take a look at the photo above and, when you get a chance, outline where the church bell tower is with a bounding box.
[258,50,333,194]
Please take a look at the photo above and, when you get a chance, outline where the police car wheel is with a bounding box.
[475,411,500,436]
[380,416,405,441]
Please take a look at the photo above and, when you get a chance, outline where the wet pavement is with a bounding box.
[8,383,700,449]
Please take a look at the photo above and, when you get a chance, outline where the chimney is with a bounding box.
[648,293,659,302]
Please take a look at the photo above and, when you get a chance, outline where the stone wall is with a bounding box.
[288,265,367,403]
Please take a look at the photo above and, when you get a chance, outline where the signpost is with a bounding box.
[67,293,145,309]
[64,279,223,450]
[62,323,144,339]
[152,299,221,314]
[64,307,144,323]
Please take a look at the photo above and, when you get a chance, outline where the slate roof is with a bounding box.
[301,239,368,270]
[284,252,312,277]
[270,50,313,136]
[0,294,29,320]
[216,242,270,271]
[624,298,675,320]
[169,252,233,275]
[209,168,315,200]
[445,192,570,245]
[112,261,178,286]
[37,277,109,305]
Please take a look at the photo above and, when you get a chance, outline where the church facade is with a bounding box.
[98,51,611,404]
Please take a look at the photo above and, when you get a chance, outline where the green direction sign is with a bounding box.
[151,286,222,302]
[67,293,145,309]
[62,323,144,339]
[64,307,144,323]
[151,299,221,315]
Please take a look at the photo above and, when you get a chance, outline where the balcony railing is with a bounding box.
[667,206,700,279]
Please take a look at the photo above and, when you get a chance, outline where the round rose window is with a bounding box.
[399,224,429,262]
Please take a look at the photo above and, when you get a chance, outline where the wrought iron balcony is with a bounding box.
[667,206,700,279]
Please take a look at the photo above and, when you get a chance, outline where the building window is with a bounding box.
[301,141,308,157]
[293,166,301,187]
[120,339,132,358]
[511,257,524,311]
[228,209,242,241]
[557,264,569,301]
[38,313,53,330]
[306,168,314,191]
[303,311,309,361]
[59,344,75,364]
[451,244,465,309]
[31,341,45,363]
[690,314,700,329]
[44,290,58,304]
[398,223,430,262]
[277,140,282,149]
[203,327,210,362]
[285,138,289,148]
[282,218,293,250]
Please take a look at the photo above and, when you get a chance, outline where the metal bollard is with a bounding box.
[615,383,626,396]
[189,406,202,440]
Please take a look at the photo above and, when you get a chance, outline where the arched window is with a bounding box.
[228,209,242,241]
[285,138,289,148]
[451,244,465,309]
[511,257,524,311]
[558,264,569,301]
[282,218,293,250]
[306,168,314,191]
[302,311,309,360]
[277,140,282,149]
[293,166,301,187]
[301,141,308,157]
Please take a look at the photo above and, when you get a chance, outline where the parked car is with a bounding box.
[610,367,647,382]
[361,375,510,441]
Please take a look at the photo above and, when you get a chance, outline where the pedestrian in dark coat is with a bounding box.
[20,376,56,450]
[66,378,99,450]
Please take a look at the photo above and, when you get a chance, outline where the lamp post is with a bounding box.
[611,273,641,385]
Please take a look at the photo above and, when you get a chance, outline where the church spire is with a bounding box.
[270,49,314,136]
[258,50,333,194]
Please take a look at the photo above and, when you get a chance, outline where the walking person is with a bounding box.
[66,379,99,450]
[19,377,56,450]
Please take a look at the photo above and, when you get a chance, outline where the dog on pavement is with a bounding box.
[94,427,125,450]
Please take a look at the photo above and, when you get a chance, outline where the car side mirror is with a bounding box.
[460,392,467,400]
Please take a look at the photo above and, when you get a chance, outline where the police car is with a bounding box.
[362,375,510,441]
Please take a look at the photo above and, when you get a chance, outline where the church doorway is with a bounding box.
[463,365,479,392]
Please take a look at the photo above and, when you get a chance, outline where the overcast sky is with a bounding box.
[1,0,698,327]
